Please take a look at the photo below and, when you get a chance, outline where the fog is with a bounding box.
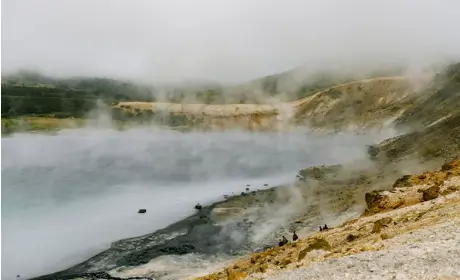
[2,0,460,83]
[2,1,460,279]
[1,126,397,279]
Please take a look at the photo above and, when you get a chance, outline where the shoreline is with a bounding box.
[28,182,291,280]
[28,156,431,280]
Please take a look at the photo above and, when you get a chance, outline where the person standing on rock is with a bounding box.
[292,231,298,241]
[279,236,288,246]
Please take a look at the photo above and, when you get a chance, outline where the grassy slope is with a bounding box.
[1,117,85,134]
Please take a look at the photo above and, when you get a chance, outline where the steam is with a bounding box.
[1,124,401,279]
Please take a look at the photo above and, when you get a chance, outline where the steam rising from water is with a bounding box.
[1,127,395,279]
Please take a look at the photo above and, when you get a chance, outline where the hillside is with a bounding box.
[194,159,460,280]
[108,63,460,138]
[0,65,404,119]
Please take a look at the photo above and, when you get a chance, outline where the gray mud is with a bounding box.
[28,187,282,280]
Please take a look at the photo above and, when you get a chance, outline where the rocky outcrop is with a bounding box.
[420,185,440,201]
[364,160,460,215]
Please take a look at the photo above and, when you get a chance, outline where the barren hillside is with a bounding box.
[194,159,460,280]
[111,76,415,130]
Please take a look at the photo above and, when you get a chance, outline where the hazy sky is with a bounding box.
[2,0,460,83]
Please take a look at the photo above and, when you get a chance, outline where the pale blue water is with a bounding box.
[1,127,393,279]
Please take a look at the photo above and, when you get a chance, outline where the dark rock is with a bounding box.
[245,187,250,191]
[264,184,268,186]
[241,192,247,196]
[194,203,202,210]
[418,174,427,180]
[137,209,147,214]
[365,190,386,210]
[346,234,358,242]
[367,145,380,159]
[393,175,412,188]
[422,185,440,201]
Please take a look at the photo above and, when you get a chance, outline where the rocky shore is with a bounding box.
[195,159,460,280]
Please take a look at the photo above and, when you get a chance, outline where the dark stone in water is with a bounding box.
[137,209,147,214]
[264,184,268,186]
[245,187,250,191]
[194,203,202,210]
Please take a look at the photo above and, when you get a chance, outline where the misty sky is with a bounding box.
[2,0,460,83]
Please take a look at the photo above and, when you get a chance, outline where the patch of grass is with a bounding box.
[1,116,85,134]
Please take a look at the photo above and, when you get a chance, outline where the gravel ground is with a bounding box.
[254,219,460,280]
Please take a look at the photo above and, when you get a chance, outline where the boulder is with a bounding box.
[365,190,387,210]
[421,185,440,201]
[392,175,412,188]
[138,209,147,214]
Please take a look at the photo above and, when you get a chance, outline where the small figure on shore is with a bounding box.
[137,209,147,214]
[292,231,298,241]
[323,224,329,230]
[319,226,323,232]
[194,203,202,210]
[278,236,288,246]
